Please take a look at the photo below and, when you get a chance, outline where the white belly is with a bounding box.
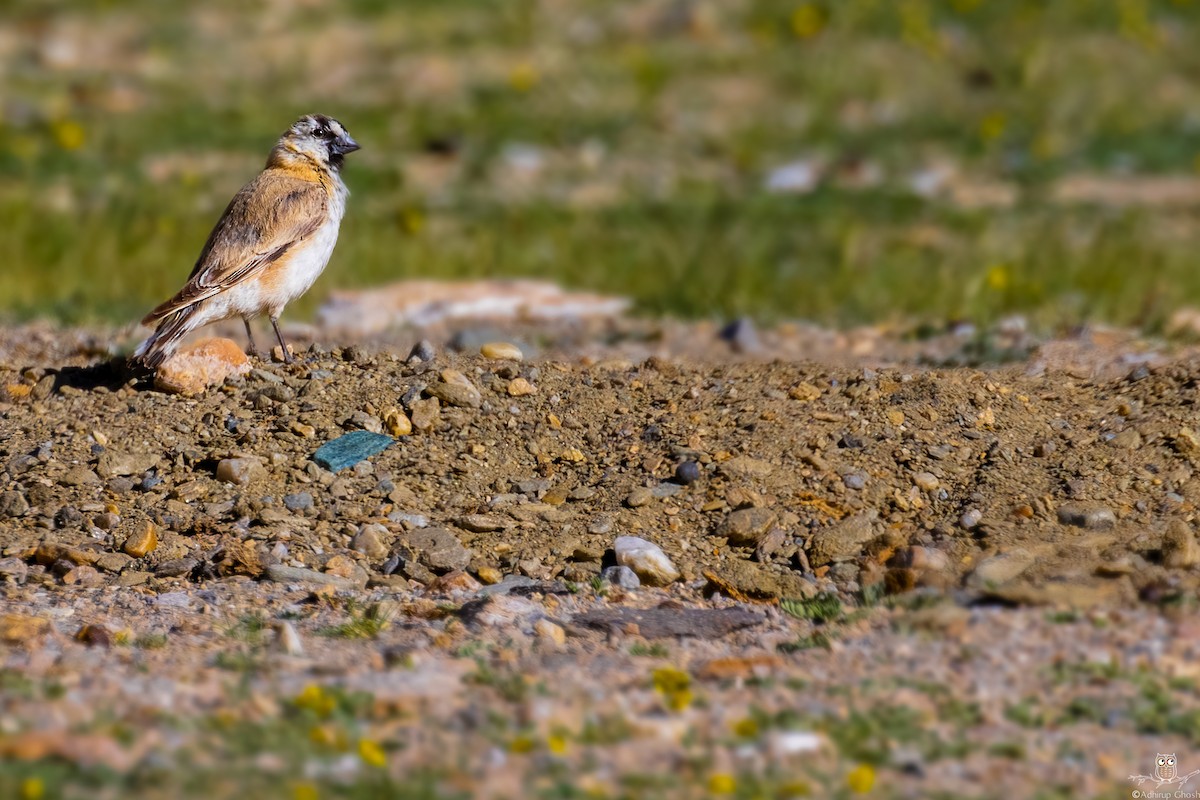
[220,176,348,321]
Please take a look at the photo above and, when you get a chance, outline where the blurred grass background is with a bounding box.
[3,0,1200,331]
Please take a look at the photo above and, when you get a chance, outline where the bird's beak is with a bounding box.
[332,133,360,155]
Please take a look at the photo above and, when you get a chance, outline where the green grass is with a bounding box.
[5,1,1200,332]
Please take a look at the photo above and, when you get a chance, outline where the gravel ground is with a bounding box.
[2,317,1199,799]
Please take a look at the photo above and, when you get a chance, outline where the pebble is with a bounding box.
[351,523,390,560]
[842,472,866,490]
[283,492,313,512]
[625,488,654,508]
[959,509,983,530]
[383,408,412,436]
[312,431,394,472]
[507,377,537,397]
[154,337,251,395]
[476,566,503,584]
[155,558,198,578]
[717,456,774,480]
[426,370,482,408]
[216,457,266,486]
[402,527,472,573]
[601,565,641,590]
[0,557,29,584]
[614,536,680,586]
[674,461,701,485]
[409,397,441,432]
[458,514,508,533]
[408,340,436,363]
[481,342,524,361]
[276,621,303,656]
[534,619,566,648]
[807,511,878,567]
[122,520,159,558]
[718,507,779,547]
[60,466,101,487]
[913,472,940,492]
[1057,502,1116,531]
[1162,520,1200,568]
[0,491,29,518]
[63,564,102,586]
[265,564,367,590]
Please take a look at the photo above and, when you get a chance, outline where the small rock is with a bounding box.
[1162,520,1200,568]
[718,507,779,547]
[154,337,251,395]
[601,565,641,590]
[62,565,103,587]
[807,511,878,567]
[674,461,701,485]
[507,377,537,397]
[0,557,29,584]
[717,456,774,480]
[408,340,436,363]
[324,554,361,579]
[788,383,821,402]
[122,520,159,558]
[60,466,101,487]
[312,431,394,472]
[0,491,29,518]
[476,566,503,585]
[383,408,412,437]
[1057,502,1116,531]
[74,624,112,648]
[913,472,940,492]
[426,370,482,408]
[265,564,367,590]
[351,523,391,560]
[283,492,313,512]
[403,527,472,573]
[614,536,680,586]
[276,621,303,656]
[481,342,524,361]
[94,553,133,573]
[458,514,508,533]
[216,457,265,486]
[155,558,198,578]
[842,472,866,490]
[427,570,483,594]
[625,487,654,508]
[719,318,761,353]
[969,550,1036,587]
[534,619,566,648]
[1109,428,1142,449]
[959,509,983,530]
[409,397,441,432]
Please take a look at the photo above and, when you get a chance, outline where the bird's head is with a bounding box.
[275,114,360,171]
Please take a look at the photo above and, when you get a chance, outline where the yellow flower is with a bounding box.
[708,773,737,794]
[294,684,335,717]
[51,119,85,151]
[791,4,826,39]
[979,112,1006,144]
[732,717,759,738]
[779,781,811,797]
[309,724,347,751]
[652,667,694,711]
[985,263,1010,291]
[509,734,536,754]
[358,738,387,768]
[20,777,45,800]
[292,782,320,800]
[547,733,568,755]
[847,764,876,793]
[508,62,539,92]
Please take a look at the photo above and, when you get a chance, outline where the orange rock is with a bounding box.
[0,613,51,645]
[154,337,250,395]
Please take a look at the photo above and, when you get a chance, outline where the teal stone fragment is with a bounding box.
[313,431,395,472]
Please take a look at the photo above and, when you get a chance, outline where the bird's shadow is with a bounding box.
[51,357,137,393]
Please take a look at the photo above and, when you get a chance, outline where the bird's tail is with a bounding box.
[131,306,200,370]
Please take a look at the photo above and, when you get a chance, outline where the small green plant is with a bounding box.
[780,593,843,624]
[320,604,391,640]
[135,633,169,650]
[629,642,669,658]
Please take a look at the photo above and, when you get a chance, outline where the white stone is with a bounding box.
[614,536,679,587]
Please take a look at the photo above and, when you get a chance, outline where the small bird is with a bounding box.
[133,113,359,368]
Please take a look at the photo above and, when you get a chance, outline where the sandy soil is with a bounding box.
[2,317,1199,799]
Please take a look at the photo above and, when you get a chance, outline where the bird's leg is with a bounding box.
[243,319,261,359]
[270,316,294,364]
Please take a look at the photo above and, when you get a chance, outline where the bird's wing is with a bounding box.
[142,172,328,324]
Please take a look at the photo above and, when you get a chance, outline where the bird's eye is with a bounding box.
[314,126,329,138]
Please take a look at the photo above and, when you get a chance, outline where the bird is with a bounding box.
[132,113,359,369]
